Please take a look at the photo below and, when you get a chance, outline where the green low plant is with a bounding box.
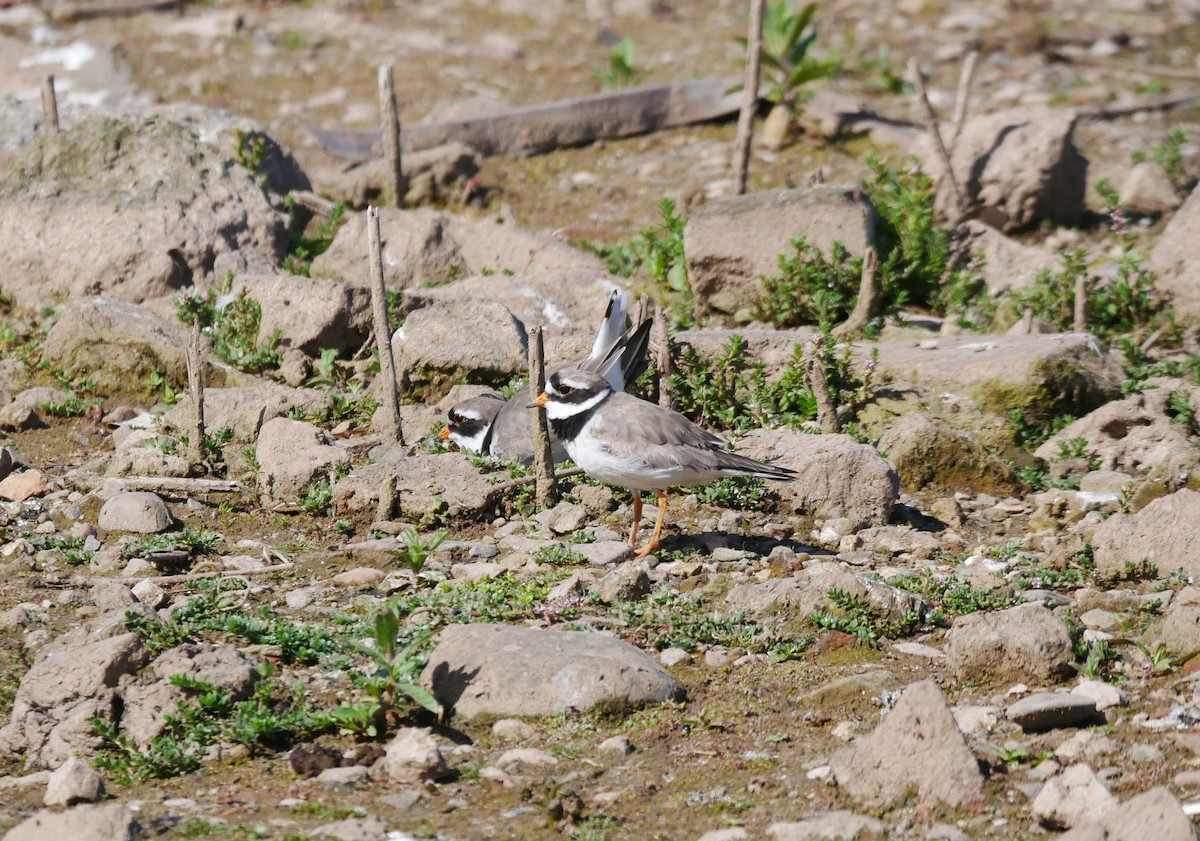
[593,37,652,90]
[393,528,449,578]
[735,1,839,112]
[533,545,588,566]
[1131,128,1186,177]
[176,273,282,373]
[284,200,346,277]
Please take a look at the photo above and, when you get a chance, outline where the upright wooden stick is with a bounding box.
[805,336,840,434]
[367,206,404,446]
[186,321,206,470]
[529,327,558,508]
[378,64,404,207]
[1073,273,1087,333]
[834,247,880,338]
[908,58,965,221]
[41,76,59,133]
[948,51,979,152]
[732,0,765,195]
[653,306,674,410]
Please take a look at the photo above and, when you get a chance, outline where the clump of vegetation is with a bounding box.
[756,155,990,331]
[176,272,282,373]
[1131,128,1186,177]
[284,200,346,277]
[736,1,839,116]
[392,528,449,581]
[593,37,652,90]
[581,197,693,326]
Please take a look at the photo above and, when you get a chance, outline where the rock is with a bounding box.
[392,299,528,399]
[1058,786,1196,841]
[1035,379,1200,483]
[237,274,372,356]
[0,468,48,502]
[310,816,390,841]
[162,382,332,440]
[1032,763,1117,829]
[1,802,142,841]
[828,680,983,809]
[313,142,480,209]
[330,568,385,587]
[104,429,191,479]
[878,411,1018,495]
[1091,489,1200,581]
[598,734,633,755]
[333,452,497,521]
[726,566,924,631]
[1006,693,1103,731]
[955,220,1062,294]
[383,727,450,783]
[926,106,1087,232]
[255,417,351,502]
[444,216,606,277]
[536,502,589,535]
[422,623,682,718]
[492,719,535,742]
[867,333,1123,427]
[734,430,898,528]
[1157,585,1200,654]
[0,116,287,310]
[0,401,45,432]
[310,207,466,288]
[119,680,186,748]
[591,560,652,604]
[1148,181,1200,318]
[43,754,104,806]
[944,602,1074,686]
[1119,162,1180,216]
[316,765,370,788]
[41,297,240,395]
[497,747,557,768]
[683,185,876,317]
[97,492,172,533]
[0,633,150,767]
[766,811,886,840]
[131,580,168,609]
[1071,679,1125,712]
[153,643,260,700]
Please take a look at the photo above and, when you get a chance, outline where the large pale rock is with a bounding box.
[310,207,466,288]
[1119,162,1181,216]
[332,452,497,521]
[1149,180,1200,318]
[392,299,528,398]
[867,333,1123,426]
[944,602,1074,685]
[256,417,351,501]
[97,491,172,534]
[412,268,621,338]
[878,412,1016,494]
[44,754,105,806]
[684,185,876,317]
[162,382,333,439]
[41,297,245,394]
[1157,586,1200,655]
[1032,763,1117,829]
[927,106,1087,231]
[734,430,899,529]
[1090,489,1200,581]
[0,116,287,309]
[105,429,191,479]
[153,643,260,700]
[444,215,606,277]
[383,727,451,783]
[0,633,149,767]
[956,220,1062,294]
[829,680,983,809]
[421,623,682,718]
[1059,786,1195,841]
[1,802,142,841]
[1035,378,1200,481]
[237,274,372,356]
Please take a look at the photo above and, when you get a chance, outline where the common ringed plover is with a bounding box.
[531,369,796,557]
[440,291,651,464]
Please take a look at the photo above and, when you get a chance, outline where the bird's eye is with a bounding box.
[558,385,574,396]
[449,412,462,424]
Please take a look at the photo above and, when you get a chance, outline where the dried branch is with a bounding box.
[41,76,59,133]
[908,58,965,221]
[731,0,766,195]
[948,50,978,152]
[378,64,404,206]
[833,247,880,338]
[529,326,558,508]
[367,206,404,446]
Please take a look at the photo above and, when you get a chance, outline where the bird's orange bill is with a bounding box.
[530,392,548,408]
[438,426,451,440]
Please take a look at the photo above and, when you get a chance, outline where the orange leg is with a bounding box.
[629,494,643,550]
[634,490,669,558]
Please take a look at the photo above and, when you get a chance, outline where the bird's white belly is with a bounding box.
[565,424,727,491]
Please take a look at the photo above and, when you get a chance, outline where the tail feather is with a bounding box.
[590,289,629,363]
[717,451,796,482]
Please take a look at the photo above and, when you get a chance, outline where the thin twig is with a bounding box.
[378,64,404,206]
[529,326,558,508]
[833,247,880,338]
[186,320,205,471]
[653,306,674,410]
[1073,273,1087,333]
[482,467,583,507]
[731,0,765,195]
[1051,51,1200,82]
[948,50,978,152]
[804,338,840,435]
[287,190,338,216]
[367,206,405,446]
[908,58,965,221]
[41,76,59,133]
